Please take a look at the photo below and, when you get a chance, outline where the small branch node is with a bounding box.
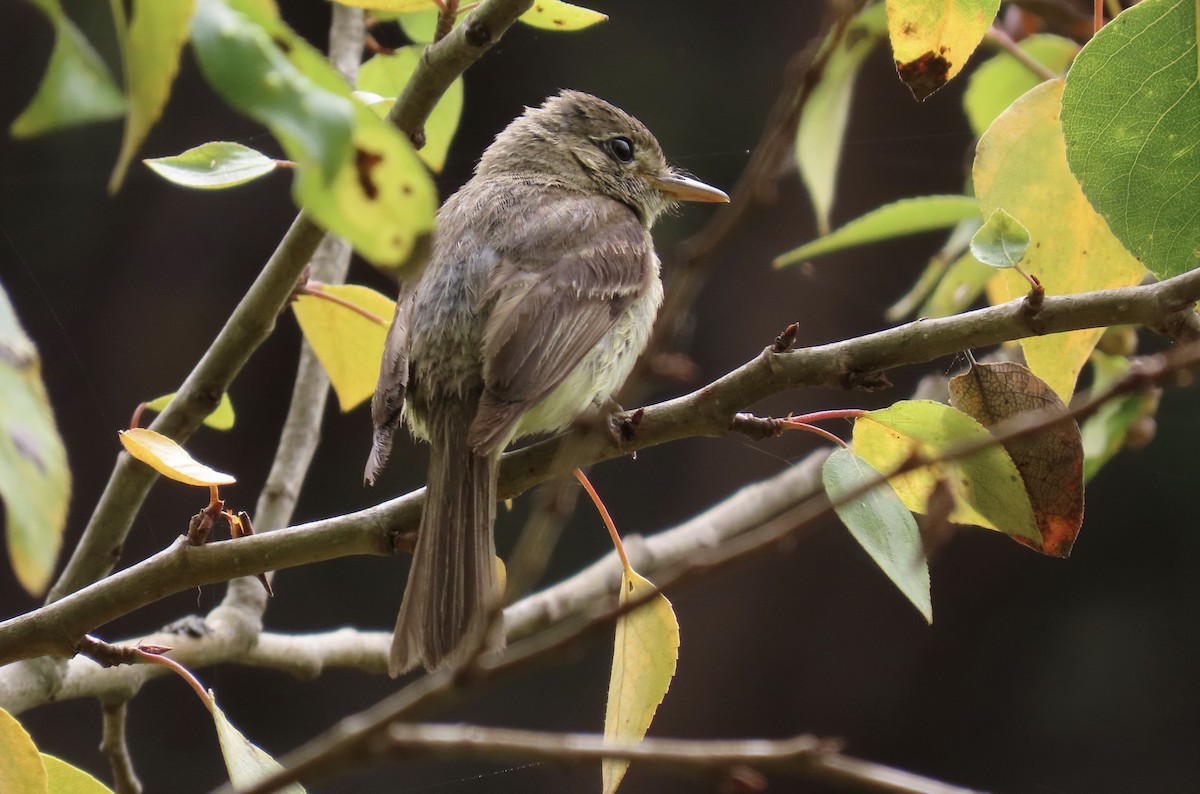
[772,322,800,353]
[731,412,785,440]
[838,370,892,392]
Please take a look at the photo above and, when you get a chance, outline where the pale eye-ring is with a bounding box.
[606,136,634,163]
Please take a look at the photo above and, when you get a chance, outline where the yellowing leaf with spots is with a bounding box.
[0,707,47,793]
[602,567,679,794]
[0,284,70,597]
[852,400,1040,544]
[973,80,1145,401]
[118,427,235,487]
[521,0,607,30]
[292,284,395,411]
[886,0,1000,99]
[358,47,463,173]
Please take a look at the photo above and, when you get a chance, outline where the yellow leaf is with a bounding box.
[602,568,679,794]
[144,391,235,430]
[521,0,607,30]
[886,0,1000,99]
[973,81,1145,400]
[331,0,435,9]
[292,284,395,411]
[42,755,113,793]
[0,706,47,794]
[208,693,306,794]
[118,427,236,487]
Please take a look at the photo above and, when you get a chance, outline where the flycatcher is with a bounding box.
[367,90,728,675]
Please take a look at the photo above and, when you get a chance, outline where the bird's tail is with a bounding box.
[390,403,503,675]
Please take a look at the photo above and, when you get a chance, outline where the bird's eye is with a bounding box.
[606,136,635,163]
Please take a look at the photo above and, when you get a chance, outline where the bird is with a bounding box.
[366,90,729,675]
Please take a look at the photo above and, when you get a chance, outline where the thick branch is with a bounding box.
[3,270,1199,667]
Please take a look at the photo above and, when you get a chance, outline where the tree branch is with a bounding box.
[381,724,984,794]
[3,269,1199,668]
[100,701,143,794]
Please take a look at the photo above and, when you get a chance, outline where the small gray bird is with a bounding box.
[366,90,728,675]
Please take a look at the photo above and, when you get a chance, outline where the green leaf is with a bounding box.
[963,34,1077,137]
[774,195,980,267]
[0,281,69,597]
[0,707,47,793]
[109,0,197,191]
[920,250,993,318]
[885,0,1001,99]
[1080,352,1157,481]
[822,448,931,622]
[795,2,888,235]
[852,400,1041,544]
[970,207,1031,268]
[10,0,126,138]
[332,0,435,10]
[974,80,1145,400]
[189,0,354,184]
[144,142,278,189]
[521,0,607,30]
[602,567,679,794]
[144,390,236,430]
[42,755,114,793]
[1061,0,1200,279]
[358,47,464,172]
[396,9,438,43]
[209,694,306,794]
[190,0,437,266]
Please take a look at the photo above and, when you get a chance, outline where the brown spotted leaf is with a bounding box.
[949,361,1083,557]
[885,0,1001,99]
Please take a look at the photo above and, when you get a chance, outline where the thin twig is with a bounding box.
[384,724,985,794]
[984,26,1060,81]
[100,701,143,794]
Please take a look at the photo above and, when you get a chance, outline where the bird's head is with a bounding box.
[477,90,728,225]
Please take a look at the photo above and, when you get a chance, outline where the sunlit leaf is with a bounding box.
[42,755,113,794]
[292,284,395,411]
[1061,0,1200,279]
[796,2,888,235]
[602,567,679,794]
[10,0,125,138]
[970,207,1031,268]
[109,0,197,191]
[886,0,1001,99]
[774,195,980,267]
[209,694,305,794]
[963,34,1077,137]
[521,0,607,30]
[919,250,995,318]
[144,391,236,430]
[823,448,931,622]
[974,80,1145,401]
[853,400,1040,543]
[144,142,278,189]
[118,427,235,487]
[358,47,464,172]
[949,361,1084,557]
[0,706,47,793]
[396,9,438,42]
[0,283,69,597]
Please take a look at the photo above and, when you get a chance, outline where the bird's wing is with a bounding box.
[470,195,651,451]
[366,288,416,483]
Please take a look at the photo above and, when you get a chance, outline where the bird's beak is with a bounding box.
[650,173,730,204]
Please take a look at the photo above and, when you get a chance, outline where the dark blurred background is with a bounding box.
[3,1,1199,792]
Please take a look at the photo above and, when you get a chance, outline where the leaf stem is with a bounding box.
[574,468,632,575]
